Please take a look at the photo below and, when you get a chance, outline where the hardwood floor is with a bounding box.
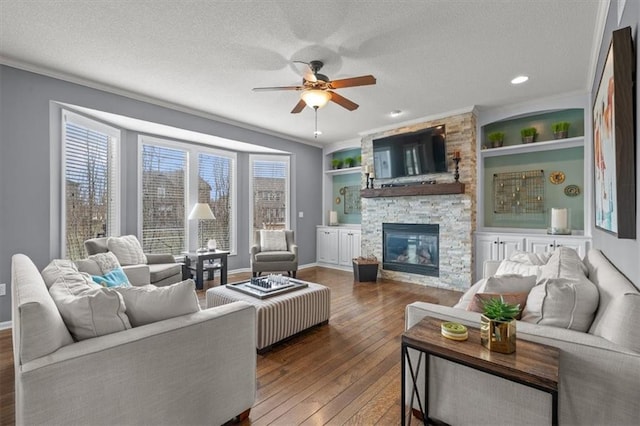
[0,267,460,425]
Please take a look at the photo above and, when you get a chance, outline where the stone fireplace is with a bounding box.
[360,111,477,291]
[383,223,439,277]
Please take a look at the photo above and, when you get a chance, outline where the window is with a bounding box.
[198,152,235,251]
[140,142,187,255]
[250,155,290,233]
[62,111,120,259]
[139,137,236,255]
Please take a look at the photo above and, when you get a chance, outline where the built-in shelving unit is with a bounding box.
[361,182,465,198]
[480,136,584,158]
[325,166,362,176]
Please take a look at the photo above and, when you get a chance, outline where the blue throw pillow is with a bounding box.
[92,267,131,288]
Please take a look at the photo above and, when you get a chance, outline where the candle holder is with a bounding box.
[365,172,370,189]
[369,176,375,189]
[547,208,571,235]
[453,158,461,182]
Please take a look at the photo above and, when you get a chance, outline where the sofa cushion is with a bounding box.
[49,273,131,341]
[484,274,537,294]
[495,260,542,277]
[467,292,528,319]
[75,258,103,276]
[521,276,599,332]
[148,263,182,283]
[255,251,295,262]
[114,279,200,326]
[507,251,553,265]
[107,235,147,266]
[589,293,640,352]
[453,278,487,309]
[12,254,75,363]
[539,246,588,280]
[88,252,121,273]
[41,259,79,289]
[259,230,287,252]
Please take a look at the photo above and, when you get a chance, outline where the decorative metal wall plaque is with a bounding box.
[493,170,544,214]
[344,185,362,214]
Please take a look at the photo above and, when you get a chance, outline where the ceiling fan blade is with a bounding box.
[291,99,307,114]
[329,75,376,89]
[252,85,304,92]
[328,91,359,111]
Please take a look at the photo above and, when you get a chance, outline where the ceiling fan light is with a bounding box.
[301,89,331,109]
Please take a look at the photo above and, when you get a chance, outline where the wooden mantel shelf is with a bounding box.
[360,182,465,198]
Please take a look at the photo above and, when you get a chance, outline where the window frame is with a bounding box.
[61,109,121,259]
[248,154,291,239]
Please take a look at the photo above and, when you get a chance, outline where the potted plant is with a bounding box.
[487,131,505,148]
[352,256,379,282]
[479,296,520,353]
[331,158,343,169]
[520,127,537,144]
[551,122,570,139]
[344,157,355,168]
[356,155,362,166]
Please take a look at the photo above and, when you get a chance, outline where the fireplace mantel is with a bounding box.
[360,182,465,198]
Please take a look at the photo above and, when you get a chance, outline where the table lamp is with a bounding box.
[188,203,216,252]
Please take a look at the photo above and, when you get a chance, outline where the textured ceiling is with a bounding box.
[0,0,605,145]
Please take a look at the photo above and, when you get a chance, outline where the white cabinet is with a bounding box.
[475,234,525,279]
[317,228,339,264]
[526,236,589,258]
[338,229,361,267]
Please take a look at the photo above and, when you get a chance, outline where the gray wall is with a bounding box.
[0,65,323,322]
[590,0,639,285]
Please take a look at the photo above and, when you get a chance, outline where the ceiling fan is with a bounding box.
[252,60,376,113]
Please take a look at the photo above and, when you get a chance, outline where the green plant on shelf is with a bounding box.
[344,157,355,167]
[488,131,505,142]
[520,127,537,137]
[356,155,362,166]
[481,297,520,322]
[551,122,570,133]
[331,158,344,169]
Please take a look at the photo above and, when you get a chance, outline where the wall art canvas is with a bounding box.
[592,26,635,239]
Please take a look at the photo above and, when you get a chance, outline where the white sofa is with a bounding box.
[12,253,256,425]
[405,249,640,425]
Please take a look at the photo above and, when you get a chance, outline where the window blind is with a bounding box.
[63,114,119,260]
[198,153,233,250]
[141,144,187,255]
[251,157,289,233]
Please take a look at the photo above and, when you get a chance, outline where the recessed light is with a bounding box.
[511,75,529,85]
[390,110,403,118]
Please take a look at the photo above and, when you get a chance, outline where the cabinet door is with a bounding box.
[526,237,555,255]
[338,230,361,266]
[475,235,500,281]
[497,236,525,259]
[351,230,362,260]
[317,228,339,264]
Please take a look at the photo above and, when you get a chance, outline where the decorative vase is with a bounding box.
[490,140,503,148]
[480,315,516,354]
[553,131,568,139]
[522,135,535,144]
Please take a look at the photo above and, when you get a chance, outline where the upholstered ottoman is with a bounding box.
[206,281,330,352]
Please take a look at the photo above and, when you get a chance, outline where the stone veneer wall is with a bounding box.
[361,112,477,290]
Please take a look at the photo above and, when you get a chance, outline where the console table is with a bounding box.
[183,250,229,289]
[402,316,559,425]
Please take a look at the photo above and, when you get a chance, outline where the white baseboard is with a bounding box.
[0,321,12,331]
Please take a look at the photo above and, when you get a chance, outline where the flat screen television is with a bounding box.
[372,125,446,179]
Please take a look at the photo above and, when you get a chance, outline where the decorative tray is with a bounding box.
[227,277,308,299]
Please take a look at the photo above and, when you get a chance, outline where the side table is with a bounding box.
[183,250,229,289]
[402,316,559,425]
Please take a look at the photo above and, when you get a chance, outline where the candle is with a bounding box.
[453,149,461,160]
[369,171,375,179]
[551,208,568,230]
[329,210,338,226]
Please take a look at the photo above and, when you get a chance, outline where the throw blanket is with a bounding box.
[89,252,131,288]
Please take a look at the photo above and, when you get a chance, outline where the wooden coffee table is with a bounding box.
[402,316,559,425]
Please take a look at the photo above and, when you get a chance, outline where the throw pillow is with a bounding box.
[453,278,487,310]
[89,252,121,273]
[495,260,542,277]
[107,235,147,266]
[260,230,288,252]
[49,273,131,341]
[92,267,131,288]
[41,259,79,289]
[114,279,200,327]
[467,292,529,319]
[538,246,588,281]
[521,276,599,332]
[483,274,537,294]
[508,251,553,265]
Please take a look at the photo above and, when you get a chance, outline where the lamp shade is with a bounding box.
[301,89,331,109]
[188,203,215,220]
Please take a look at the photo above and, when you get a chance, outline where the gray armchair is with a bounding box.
[79,237,184,286]
[250,230,298,278]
